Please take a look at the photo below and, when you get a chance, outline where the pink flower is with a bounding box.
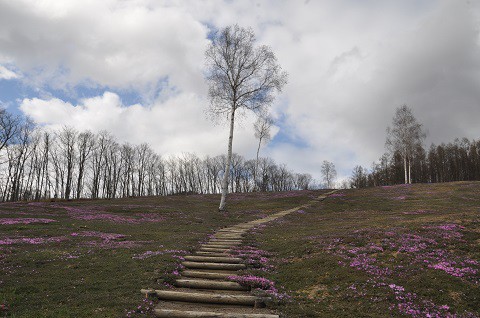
[0,218,57,225]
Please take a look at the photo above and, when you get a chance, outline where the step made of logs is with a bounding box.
[182,261,246,270]
[201,244,237,249]
[175,279,249,291]
[184,256,243,263]
[210,237,243,241]
[209,240,241,245]
[199,247,233,253]
[194,252,232,257]
[213,237,242,241]
[150,290,259,306]
[181,270,236,280]
[155,309,279,318]
[216,231,244,234]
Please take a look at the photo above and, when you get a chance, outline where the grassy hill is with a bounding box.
[0,190,324,317]
[1,183,479,317]
[254,182,479,317]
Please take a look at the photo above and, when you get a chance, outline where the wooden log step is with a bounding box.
[213,236,243,240]
[144,290,259,306]
[216,231,244,234]
[175,279,249,291]
[200,247,233,253]
[205,243,239,248]
[215,232,242,235]
[195,252,232,257]
[182,270,235,280]
[208,240,241,245]
[202,244,237,249]
[216,232,245,235]
[155,309,279,318]
[215,232,244,235]
[182,261,246,270]
[210,237,243,241]
[184,256,243,263]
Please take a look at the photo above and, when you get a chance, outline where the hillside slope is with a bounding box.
[0,190,325,317]
[254,182,480,317]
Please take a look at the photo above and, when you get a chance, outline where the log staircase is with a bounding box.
[141,190,337,317]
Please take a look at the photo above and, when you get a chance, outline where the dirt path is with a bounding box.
[141,190,337,317]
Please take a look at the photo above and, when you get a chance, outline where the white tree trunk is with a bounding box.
[403,155,408,184]
[408,158,412,184]
[254,137,262,192]
[219,109,236,211]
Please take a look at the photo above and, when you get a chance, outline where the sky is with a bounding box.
[1,0,480,183]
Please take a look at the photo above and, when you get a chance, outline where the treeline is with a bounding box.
[0,113,313,202]
[350,138,480,188]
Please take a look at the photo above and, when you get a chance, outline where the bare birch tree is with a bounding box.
[386,105,426,184]
[253,113,273,191]
[205,24,287,211]
[320,160,337,188]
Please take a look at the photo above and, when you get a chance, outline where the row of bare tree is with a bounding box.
[0,115,312,202]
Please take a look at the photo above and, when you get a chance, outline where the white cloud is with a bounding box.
[0,0,209,97]
[0,65,18,80]
[20,92,265,159]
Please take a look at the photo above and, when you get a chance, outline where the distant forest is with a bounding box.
[350,138,480,188]
[349,105,480,188]
[0,109,313,202]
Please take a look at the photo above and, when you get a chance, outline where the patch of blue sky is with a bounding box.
[45,84,144,106]
[0,78,141,108]
[269,128,310,149]
[269,112,310,150]
[203,22,218,41]
[0,75,173,116]
[0,78,37,115]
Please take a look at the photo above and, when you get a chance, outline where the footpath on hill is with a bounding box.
[141,190,337,318]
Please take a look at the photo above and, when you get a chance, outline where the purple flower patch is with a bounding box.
[0,236,67,245]
[0,218,57,225]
